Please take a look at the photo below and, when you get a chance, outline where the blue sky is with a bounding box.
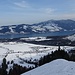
[0,0,75,25]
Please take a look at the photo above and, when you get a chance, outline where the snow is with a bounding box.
[0,27,3,30]
[44,23,62,32]
[0,43,32,52]
[23,25,27,30]
[65,34,75,41]
[13,58,35,68]
[0,42,58,69]
[21,59,75,75]
[31,25,46,32]
[20,37,52,41]
[7,64,13,72]
[0,41,75,72]
[20,31,25,33]
[31,23,62,32]
[9,27,14,33]
[0,42,74,62]
[0,46,9,60]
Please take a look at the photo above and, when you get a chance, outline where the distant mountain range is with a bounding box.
[0,19,75,34]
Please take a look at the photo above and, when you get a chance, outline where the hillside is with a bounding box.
[22,59,75,75]
[0,19,75,34]
[0,42,74,72]
[65,34,75,41]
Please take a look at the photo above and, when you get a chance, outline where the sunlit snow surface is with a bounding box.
[65,34,75,41]
[0,42,58,61]
[22,59,75,75]
[0,42,74,70]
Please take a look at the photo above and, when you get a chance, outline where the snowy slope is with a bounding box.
[0,42,74,66]
[0,19,75,34]
[22,59,75,75]
[0,42,58,61]
[0,42,75,73]
[0,42,74,61]
[65,34,75,41]
[0,42,59,71]
[31,23,62,32]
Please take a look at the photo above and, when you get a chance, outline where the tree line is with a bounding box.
[0,58,34,75]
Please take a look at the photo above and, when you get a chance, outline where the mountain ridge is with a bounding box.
[0,19,75,34]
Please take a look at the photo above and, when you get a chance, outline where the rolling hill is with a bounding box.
[21,59,75,75]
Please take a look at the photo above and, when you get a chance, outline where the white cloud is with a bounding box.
[45,8,55,14]
[14,1,30,8]
[35,8,55,14]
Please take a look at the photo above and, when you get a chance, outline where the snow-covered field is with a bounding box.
[0,42,75,71]
[21,59,75,75]
[0,42,74,61]
[0,42,58,62]
[20,37,52,41]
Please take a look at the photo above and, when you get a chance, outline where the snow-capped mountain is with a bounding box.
[0,19,75,34]
[21,59,75,75]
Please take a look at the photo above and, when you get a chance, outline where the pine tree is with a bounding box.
[2,58,7,75]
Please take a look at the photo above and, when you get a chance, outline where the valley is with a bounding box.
[0,20,75,75]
